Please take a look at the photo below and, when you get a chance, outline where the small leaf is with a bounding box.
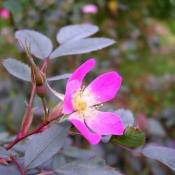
[24,123,70,169]
[50,38,115,59]
[3,58,31,81]
[57,24,99,44]
[15,30,53,59]
[111,127,145,148]
[141,145,175,171]
[47,73,71,82]
[55,161,123,175]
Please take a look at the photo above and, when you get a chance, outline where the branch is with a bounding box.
[5,105,62,150]
[5,121,49,150]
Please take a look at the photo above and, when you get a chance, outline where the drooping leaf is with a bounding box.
[141,145,175,171]
[50,38,115,59]
[3,58,31,81]
[115,109,135,128]
[47,73,71,82]
[55,161,123,175]
[111,127,145,148]
[24,123,70,169]
[15,30,53,59]
[57,24,99,44]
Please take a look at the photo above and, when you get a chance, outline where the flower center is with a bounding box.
[72,89,88,113]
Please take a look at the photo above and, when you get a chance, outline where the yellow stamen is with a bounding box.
[72,88,103,116]
[72,89,88,113]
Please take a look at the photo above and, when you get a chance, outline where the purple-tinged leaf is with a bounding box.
[62,146,97,160]
[15,29,53,59]
[50,38,115,59]
[3,58,31,81]
[0,158,23,175]
[0,147,9,159]
[24,123,70,169]
[141,145,175,171]
[147,119,166,137]
[0,164,20,175]
[148,160,167,175]
[115,109,135,128]
[57,24,99,44]
[47,73,71,82]
[55,161,123,175]
[52,154,67,169]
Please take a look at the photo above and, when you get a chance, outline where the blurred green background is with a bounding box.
[1,0,175,174]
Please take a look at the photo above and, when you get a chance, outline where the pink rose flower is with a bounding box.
[81,4,98,14]
[0,8,10,19]
[63,58,124,144]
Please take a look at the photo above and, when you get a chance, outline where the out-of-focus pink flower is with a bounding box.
[0,8,10,19]
[81,4,98,14]
[63,59,124,144]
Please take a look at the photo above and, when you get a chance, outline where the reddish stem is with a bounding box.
[11,155,26,175]
[5,121,49,150]
[20,84,36,136]
[19,59,49,137]
[5,58,52,150]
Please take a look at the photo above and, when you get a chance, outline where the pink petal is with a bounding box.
[68,112,101,144]
[63,58,96,114]
[84,71,122,105]
[86,110,124,135]
[68,58,96,89]
[63,80,80,114]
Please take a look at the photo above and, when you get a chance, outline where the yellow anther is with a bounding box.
[72,90,87,113]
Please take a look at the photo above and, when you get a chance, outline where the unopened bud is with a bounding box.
[31,66,45,86]
[36,84,47,97]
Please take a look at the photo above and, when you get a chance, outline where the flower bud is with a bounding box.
[36,84,47,98]
[31,66,45,86]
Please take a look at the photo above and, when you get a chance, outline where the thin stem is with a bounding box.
[5,58,50,150]
[11,155,26,175]
[18,58,49,136]
[20,84,36,136]
[29,84,36,105]
[69,131,80,135]
[41,97,49,121]
[6,58,49,150]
